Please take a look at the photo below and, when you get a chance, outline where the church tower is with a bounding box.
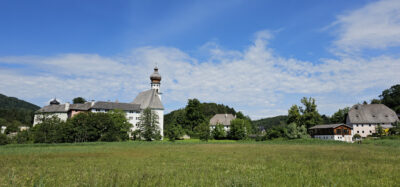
[150,66,162,99]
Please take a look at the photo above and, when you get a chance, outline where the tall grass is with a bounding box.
[0,139,399,186]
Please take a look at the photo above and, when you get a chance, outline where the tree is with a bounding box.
[138,108,161,141]
[105,110,131,141]
[14,130,32,144]
[330,107,349,123]
[380,84,400,113]
[165,121,184,141]
[32,115,64,143]
[284,123,309,139]
[195,122,210,141]
[389,121,400,135]
[287,105,301,125]
[185,99,205,134]
[299,97,322,129]
[353,134,361,141]
[0,133,8,145]
[370,99,381,104]
[5,120,22,134]
[72,97,86,104]
[212,124,226,140]
[375,124,384,137]
[228,119,251,140]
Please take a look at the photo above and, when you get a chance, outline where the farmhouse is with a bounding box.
[309,124,353,142]
[33,67,164,137]
[346,104,398,137]
[210,114,236,131]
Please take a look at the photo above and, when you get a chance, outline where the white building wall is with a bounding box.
[314,135,353,142]
[351,123,391,137]
[33,113,68,126]
[155,109,164,138]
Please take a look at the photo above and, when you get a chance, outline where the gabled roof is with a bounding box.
[210,114,236,126]
[132,89,164,110]
[36,104,68,113]
[91,101,141,111]
[347,104,399,124]
[69,102,92,110]
[309,124,352,129]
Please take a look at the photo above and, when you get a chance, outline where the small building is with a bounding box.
[210,114,236,131]
[309,124,353,142]
[347,104,399,137]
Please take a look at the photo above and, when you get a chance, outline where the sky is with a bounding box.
[0,0,400,119]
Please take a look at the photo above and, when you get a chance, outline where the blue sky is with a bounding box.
[1,0,400,119]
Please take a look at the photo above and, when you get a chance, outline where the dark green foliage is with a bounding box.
[13,130,32,144]
[370,99,381,104]
[330,107,349,123]
[138,108,161,141]
[0,93,39,128]
[164,99,244,137]
[32,115,64,143]
[375,124,384,137]
[252,115,288,132]
[287,97,322,129]
[0,93,40,111]
[284,123,309,139]
[72,97,86,104]
[185,99,206,133]
[380,84,400,113]
[389,122,400,135]
[321,115,331,124]
[195,122,210,141]
[265,126,286,139]
[5,120,22,134]
[165,121,184,141]
[228,119,251,140]
[211,124,226,140]
[0,133,8,145]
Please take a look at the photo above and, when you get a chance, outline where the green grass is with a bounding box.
[0,139,400,186]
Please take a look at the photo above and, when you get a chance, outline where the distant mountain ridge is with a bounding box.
[0,93,39,111]
[252,115,288,130]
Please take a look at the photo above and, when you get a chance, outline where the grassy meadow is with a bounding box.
[0,139,400,186]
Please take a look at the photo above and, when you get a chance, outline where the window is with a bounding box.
[369,124,371,127]
[136,117,140,120]
[129,110,134,113]
[105,109,109,112]
[362,131,364,133]
[336,129,342,134]
[361,124,364,127]
[357,131,359,133]
[344,129,348,134]
[356,124,358,127]
[129,117,133,120]
[369,130,372,133]
[95,109,100,112]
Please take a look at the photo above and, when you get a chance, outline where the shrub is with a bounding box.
[0,133,8,145]
[212,124,226,140]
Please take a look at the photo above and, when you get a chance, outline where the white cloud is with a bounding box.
[1,29,399,119]
[331,0,400,53]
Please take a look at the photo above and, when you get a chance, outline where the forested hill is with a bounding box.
[0,93,39,110]
[252,115,288,130]
[0,93,40,127]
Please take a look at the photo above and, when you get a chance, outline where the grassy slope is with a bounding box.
[0,139,399,186]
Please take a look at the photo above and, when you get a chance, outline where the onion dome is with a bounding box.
[150,66,161,83]
[50,98,60,105]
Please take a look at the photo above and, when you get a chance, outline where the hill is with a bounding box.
[252,115,288,130]
[0,93,40,127]
[0,93,39,110]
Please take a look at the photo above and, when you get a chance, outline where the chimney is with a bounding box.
[65,102,70,110]
[91,100,95,107]
[225,114,227,118]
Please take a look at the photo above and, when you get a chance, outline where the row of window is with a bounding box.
[355,123,386,127]
[356,130,372,134]
[94,109,138,113]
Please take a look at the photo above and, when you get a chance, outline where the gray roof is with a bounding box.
[132,89,164,110]
[36,104,68,113]
[91,101,140,111]
[309,124,352,129]
[210,114,236,126]
[69,102,92,110]
[347,104,399,124]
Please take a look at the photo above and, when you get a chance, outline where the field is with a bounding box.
[1,139,400,186]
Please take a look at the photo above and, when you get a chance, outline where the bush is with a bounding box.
[166,122,184,142]
[0,133,8,145]
[228,119,251,140]
[284,123,309,139]
[211,124,226,140]
[14,130,32,144]
[195,122,210,141]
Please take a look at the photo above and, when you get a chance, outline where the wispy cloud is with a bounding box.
[330,0,400,54]
[1,28,399,119]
